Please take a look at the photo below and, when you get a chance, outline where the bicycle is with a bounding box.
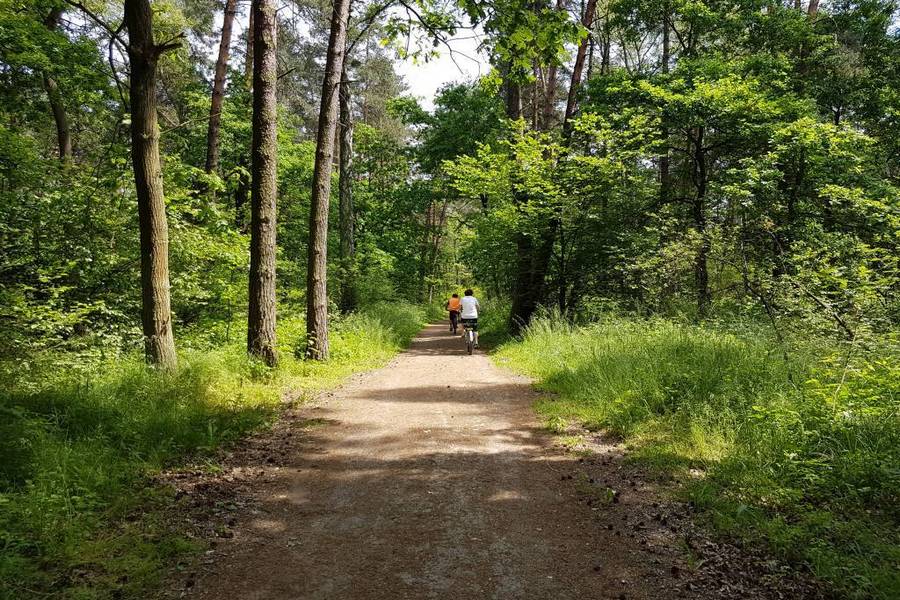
[461,319,477,355]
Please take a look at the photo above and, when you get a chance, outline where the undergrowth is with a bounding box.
[0,302,428,599]
[496,315,900,600]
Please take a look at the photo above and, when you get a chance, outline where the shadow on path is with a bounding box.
[188,324,680,600]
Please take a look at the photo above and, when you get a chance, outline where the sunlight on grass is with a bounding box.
[0,302,428,599]
[496,314,900,600]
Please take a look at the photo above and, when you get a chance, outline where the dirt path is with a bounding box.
[181,324,816,600]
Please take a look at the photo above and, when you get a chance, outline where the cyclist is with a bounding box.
[459,288,481,348]
[445,293,461,333]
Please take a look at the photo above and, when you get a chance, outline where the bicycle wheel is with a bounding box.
[466,331,474,355]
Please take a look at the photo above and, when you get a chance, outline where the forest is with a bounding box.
[0,0,898,598]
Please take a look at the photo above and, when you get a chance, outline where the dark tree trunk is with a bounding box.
[205,0,238,175]
[659,3,671,205]
[600,7,611,75]
[125,0,178,368]
[244,6,254,89]
[42,9,72,162]
[557,220,567,314]
[692,127,710,316]
[507,68,550,331]
[563,0,598,132]
[305,0,351,360]
[338,64,356,314]
[509,230,536,332]
[246,0,278,366]
[43,73,72,162]
[234,165,249,231]
[506,81,522,120]
[539,0,567,130]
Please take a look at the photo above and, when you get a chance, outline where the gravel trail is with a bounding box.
[186,324,784,599]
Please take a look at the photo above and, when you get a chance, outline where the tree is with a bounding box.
[205,0,238,176]
[338,63,357,313]
[247,0,278,366]
[41,6,71,163]
[563,0,597,131]
[305,0,351,360]
[124,0,180,368]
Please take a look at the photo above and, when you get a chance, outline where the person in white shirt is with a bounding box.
[459,288,481,348]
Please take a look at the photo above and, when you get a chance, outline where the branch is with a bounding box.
[63,0,126,46]
[156,32,186,54]
[108,24,129,110]
[767,231,856,341]
[347,0,395,54]
[277,67,298,81]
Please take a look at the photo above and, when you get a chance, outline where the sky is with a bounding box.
[394,33,488,110]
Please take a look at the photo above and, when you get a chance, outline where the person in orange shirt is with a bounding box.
[445,293,461,334]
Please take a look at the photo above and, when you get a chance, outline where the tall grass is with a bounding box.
[0,302,428,599]
[497,315,899,599]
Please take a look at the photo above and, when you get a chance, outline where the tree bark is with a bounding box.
[246,0,278,366]
[338,64,356,314]
[600,5,611,75]
[563,0,598,132]
[305,0,351,360]
[505,80,522,120]
[807,0,820,18]
[125,0,178,369]
[507,72,539,332]
[205,0,238,175]
[540,0,567,130]
[234,165,249,231]
[692,127,710,316]
[42,8,72,163]
[244,5,254,89]
[659,2,671,205]
[541,66,557,130]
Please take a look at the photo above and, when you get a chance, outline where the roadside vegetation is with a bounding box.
[0,303,430,599]
[2,0,898,597]
[495,314,899,600]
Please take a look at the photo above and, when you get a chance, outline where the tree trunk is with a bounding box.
[246,0,278,366]
[600,6,611,75]
[509,230,536,332]
[506,70,539,332]
[542,65,557,130]
[205,0,238,175]
[125,0,178,369]
[234,165,249,231]
[505,80,522,120]
[807,0,820,18]
[305,0,351,360]
[338,64,356,314]
[692,127,710,316]
[244,5,254,89]
[659,2,671,205]
[661,5,670,75]
[42,9,72,163]
[563,0,598,132]
[557,220,567,314]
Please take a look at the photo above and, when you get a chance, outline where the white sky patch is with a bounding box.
[394,32,488,110]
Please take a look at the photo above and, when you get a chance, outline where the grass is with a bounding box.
[495,314,900,600]
[0,302,429,599]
